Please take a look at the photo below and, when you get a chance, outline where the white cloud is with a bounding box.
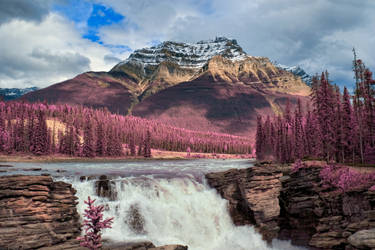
[0,13,129,88]
[97,0,375,87]
[1,0,374,89]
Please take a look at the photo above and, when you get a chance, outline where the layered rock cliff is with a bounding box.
[0,175,81,249]
[206,163,375,249]
[205,165,283,241]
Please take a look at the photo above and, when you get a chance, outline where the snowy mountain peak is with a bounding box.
[111,37,248,71]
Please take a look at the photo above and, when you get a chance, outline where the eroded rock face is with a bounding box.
[0,175,81,249]
[279,166,375,249]
[205,165,282,241]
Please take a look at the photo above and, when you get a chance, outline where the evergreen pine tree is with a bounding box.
[144,130,152,158]
[82,114,96,157]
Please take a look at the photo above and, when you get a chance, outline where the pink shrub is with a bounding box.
[77,196,113,250]
[369,185,375,191]
[291,159,307,173]
[320,165,375,192]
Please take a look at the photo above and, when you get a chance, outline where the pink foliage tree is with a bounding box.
[291,159,307,173]
[82,114,96,158]
[77,196,114,250]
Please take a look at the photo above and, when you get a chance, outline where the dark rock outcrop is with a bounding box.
[280,166,375,249]
[96,174,117,200]
[205,165,282,240]
[0,175,81,249]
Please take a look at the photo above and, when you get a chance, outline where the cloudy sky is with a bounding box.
[0,0,374,89]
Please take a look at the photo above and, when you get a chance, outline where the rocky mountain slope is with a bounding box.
[22,37,310,137]
[276,64,313,86]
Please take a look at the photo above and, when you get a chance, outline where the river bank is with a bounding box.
[0,149,252,163]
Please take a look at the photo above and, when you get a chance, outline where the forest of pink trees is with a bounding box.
[0,101,252,158]
[256,57,375,165]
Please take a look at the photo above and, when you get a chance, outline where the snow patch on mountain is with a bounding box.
[112,37,249,71]
[276,64,312,86]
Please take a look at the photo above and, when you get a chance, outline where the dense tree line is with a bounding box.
[256,56,375,164]
[0,101,252,157]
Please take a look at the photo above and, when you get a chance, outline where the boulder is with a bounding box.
[348,228,375,249]
[96,174,117,200]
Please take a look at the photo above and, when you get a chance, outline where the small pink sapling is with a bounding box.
[77,196,114,250]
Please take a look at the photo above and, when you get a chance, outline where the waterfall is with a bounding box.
[66,175,303,250]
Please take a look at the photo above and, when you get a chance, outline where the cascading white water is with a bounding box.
[68,175,303,250]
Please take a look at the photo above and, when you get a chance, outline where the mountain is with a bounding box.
[22,72,137,114]
[276,64,313,86]
[0,87,38,100]
[110,37,248,99]
[22,37,310,137]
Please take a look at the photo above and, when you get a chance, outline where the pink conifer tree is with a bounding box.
[255,115,264,160]
[129,135,136,156]
[77,196,113,250]
[144,130,152,158]
[82,114,96,157]
[31,110,49,155]
[293,99,304,159]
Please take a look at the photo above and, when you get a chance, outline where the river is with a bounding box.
[2,159,302,250]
